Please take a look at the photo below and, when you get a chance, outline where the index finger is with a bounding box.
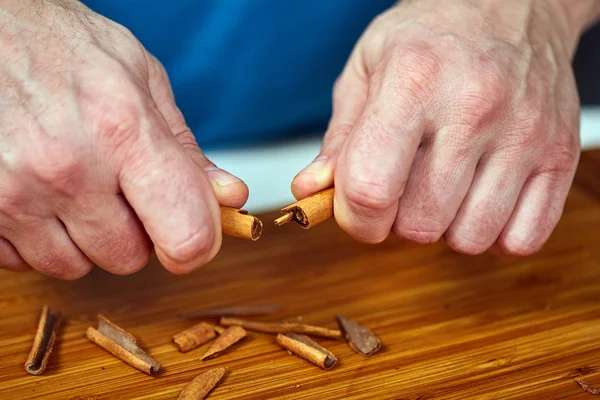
[119,113,221,274]
[334,66,427,243]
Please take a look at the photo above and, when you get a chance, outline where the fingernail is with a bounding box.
[300,156,329,175]
[205,166,241,186]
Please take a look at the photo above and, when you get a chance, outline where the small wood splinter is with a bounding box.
[87,315,161,375]
[173,322,217,353]
[181,304,284,319]
[576,377,600,395]
[178,367,227,400]
[201,326,247,360]
[336,316,381,356]
[25,305,62,376]
[220,317,342,339]
[275,188,335,229]
[220,206,263,241]
[276,333,337,370]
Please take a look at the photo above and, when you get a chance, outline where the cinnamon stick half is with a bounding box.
[24,305,62,376]
[276,333,337,370]
[178,368,227,400]
[173,322,217,353]
[336,316,381,356]
[201,326,246,360]
[180,304,284,319]
[86,315,161,375]
[275,188,334,229]
[220,206,263,241]
[220,317,342,339]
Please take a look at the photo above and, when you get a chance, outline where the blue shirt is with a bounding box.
[81,1,395,149]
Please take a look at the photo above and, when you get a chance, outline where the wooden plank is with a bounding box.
[0,151,599,399]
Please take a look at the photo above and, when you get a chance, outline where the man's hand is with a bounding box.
[0,0,248,278]
[293,0,598,255]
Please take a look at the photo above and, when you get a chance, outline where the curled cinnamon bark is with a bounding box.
[173,322,217,353]
[178,368,227,400]
[336,316,381,356]
[276,333,337,370]
[24,305,62,376]
[220,317,342,339]
[220,206,263,241]
[87,315,161,375]
[275,188,334,229]
[201,326,246,360]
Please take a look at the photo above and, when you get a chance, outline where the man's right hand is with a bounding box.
[0,0,248,279]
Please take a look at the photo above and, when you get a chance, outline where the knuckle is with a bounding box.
[160,225,217,271]
[344,178,397,215]
[445,229,491,255]
[454,74,505,131]
[28,145,83,196]
[36,253,91,280]
[95,235,151,275]
[497,236,541,256]
[394,214,444,244]
[388,43,441,105]
[540,140,580,175]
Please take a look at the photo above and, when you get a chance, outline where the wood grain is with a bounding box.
[1,150,600,399]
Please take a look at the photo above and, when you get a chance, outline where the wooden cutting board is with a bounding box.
[1,151,600,400]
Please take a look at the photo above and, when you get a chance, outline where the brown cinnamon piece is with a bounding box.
[576,378,600,395]
[24,305,62,376]
[86,315,161,375]
[178,367,227,400]
[336,316,381,356]
[173,322,217,353]
[201,326,246,360]
[276,333,337,370]
[220,206,263,241]
[275,188,334,229]
[220,317,342,339]
[180,304,283,319]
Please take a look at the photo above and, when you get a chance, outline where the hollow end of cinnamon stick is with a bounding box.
[220,206,263,241]
[277,188,335,229]
[276,333,337,370]
[25,305,62,376]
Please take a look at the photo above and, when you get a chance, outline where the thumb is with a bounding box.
[291,57,369,200]
[147,55,249,208]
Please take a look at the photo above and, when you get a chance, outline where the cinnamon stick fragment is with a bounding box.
[275,188,334,229]
[201,326,246,360]
[173,322,217,353]
[178,367,226,400]
[25,305,62,375]
[336,315,381,356]
[220,317,342,339]
[276,333,337,370]
[86,315,161,375]
[220,206,263,241]
[181,304,283,319]
[576,378,600,395]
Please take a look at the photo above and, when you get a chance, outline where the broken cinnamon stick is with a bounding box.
[336,316,381,356]
[180,304,283,319]
[276,333,337,370]
[173,322,217,353]
[275,188,334,229]
[86,315,161,375]
[24,305,62,376]
[220,317,342,339]
[576,378,600,395]
[178,367,227,400]
[220,206,263,241]
[201,326,246,360]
